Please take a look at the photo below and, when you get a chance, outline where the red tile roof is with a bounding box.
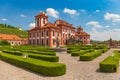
[28,26,41,31]
[75,32,90,36]
[55,20,75,29]
[0,34,27,41]
[42,22,59,29]
[28,22,60,32]
[35,12,48,18]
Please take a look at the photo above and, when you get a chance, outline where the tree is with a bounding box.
[0,40,10,45]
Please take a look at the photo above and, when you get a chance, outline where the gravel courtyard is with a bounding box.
[0,49,120,80]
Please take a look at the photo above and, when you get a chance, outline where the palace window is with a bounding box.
[37,39,39,44]
[33,33,34,37]
[53,39,55,45]
[37,18,39,26]
[43,18,45,24]
[33,39,35,45]
[41,39,44,45]
[58,32,59,36]
[46,39,49,45]
[46,31,49,36]
[53,31,54,36]
[42,32,44,37]
[63,34,64,38]
[37,33,39,37]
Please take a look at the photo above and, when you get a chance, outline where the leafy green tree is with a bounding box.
[0,40,10,45]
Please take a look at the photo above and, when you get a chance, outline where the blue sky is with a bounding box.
[0,0,120,41]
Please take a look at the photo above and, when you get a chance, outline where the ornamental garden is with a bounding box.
[0,45,120,76]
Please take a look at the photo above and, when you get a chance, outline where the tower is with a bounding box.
[77,26,83,33]
[35,12,48,27]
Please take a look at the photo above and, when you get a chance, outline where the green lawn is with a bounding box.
[0,27,28,38]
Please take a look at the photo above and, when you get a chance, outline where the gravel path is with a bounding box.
[0,49,120,80]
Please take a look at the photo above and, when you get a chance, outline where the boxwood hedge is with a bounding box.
[20,50,56,56]
[2,50,59,62]
[80,49,107,61]
[99,51,120,72]
[71,49,94,56]
[0,52,66,76]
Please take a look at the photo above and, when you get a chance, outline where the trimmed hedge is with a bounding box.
[20,50,56,56]
[67,49,80,54]
[71,49,94,56]
[99,51,120,72]
[2,50,59,62]
[80,49,107,61]
[0,52,66,76]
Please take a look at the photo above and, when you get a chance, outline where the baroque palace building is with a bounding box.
[28,12,90,47]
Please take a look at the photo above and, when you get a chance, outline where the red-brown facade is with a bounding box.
[28,12,90,47]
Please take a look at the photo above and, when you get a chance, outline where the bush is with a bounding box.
[2,50,59,62]
[67,49,80,54]
[21,50,56,56]
[80,50,104,61]
[71,49,94,56]
[0,40,10,45]
[99,51,120,72]
[0,52,66,76]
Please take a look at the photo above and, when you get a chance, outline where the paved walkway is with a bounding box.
[0,49,120,80]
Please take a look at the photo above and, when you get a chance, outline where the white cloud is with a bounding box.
[92,28,98,33]
[29,23,35,29]
[63,8,78,15]
[95,10,100,13]
[46,8,59,18]
[0,18,7,21]
[90,28,120,41]
[86,21,110,29]
[86,21,103,28]
[105,26,110,28]
[20,14,26,17]
[104,12,120,22]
